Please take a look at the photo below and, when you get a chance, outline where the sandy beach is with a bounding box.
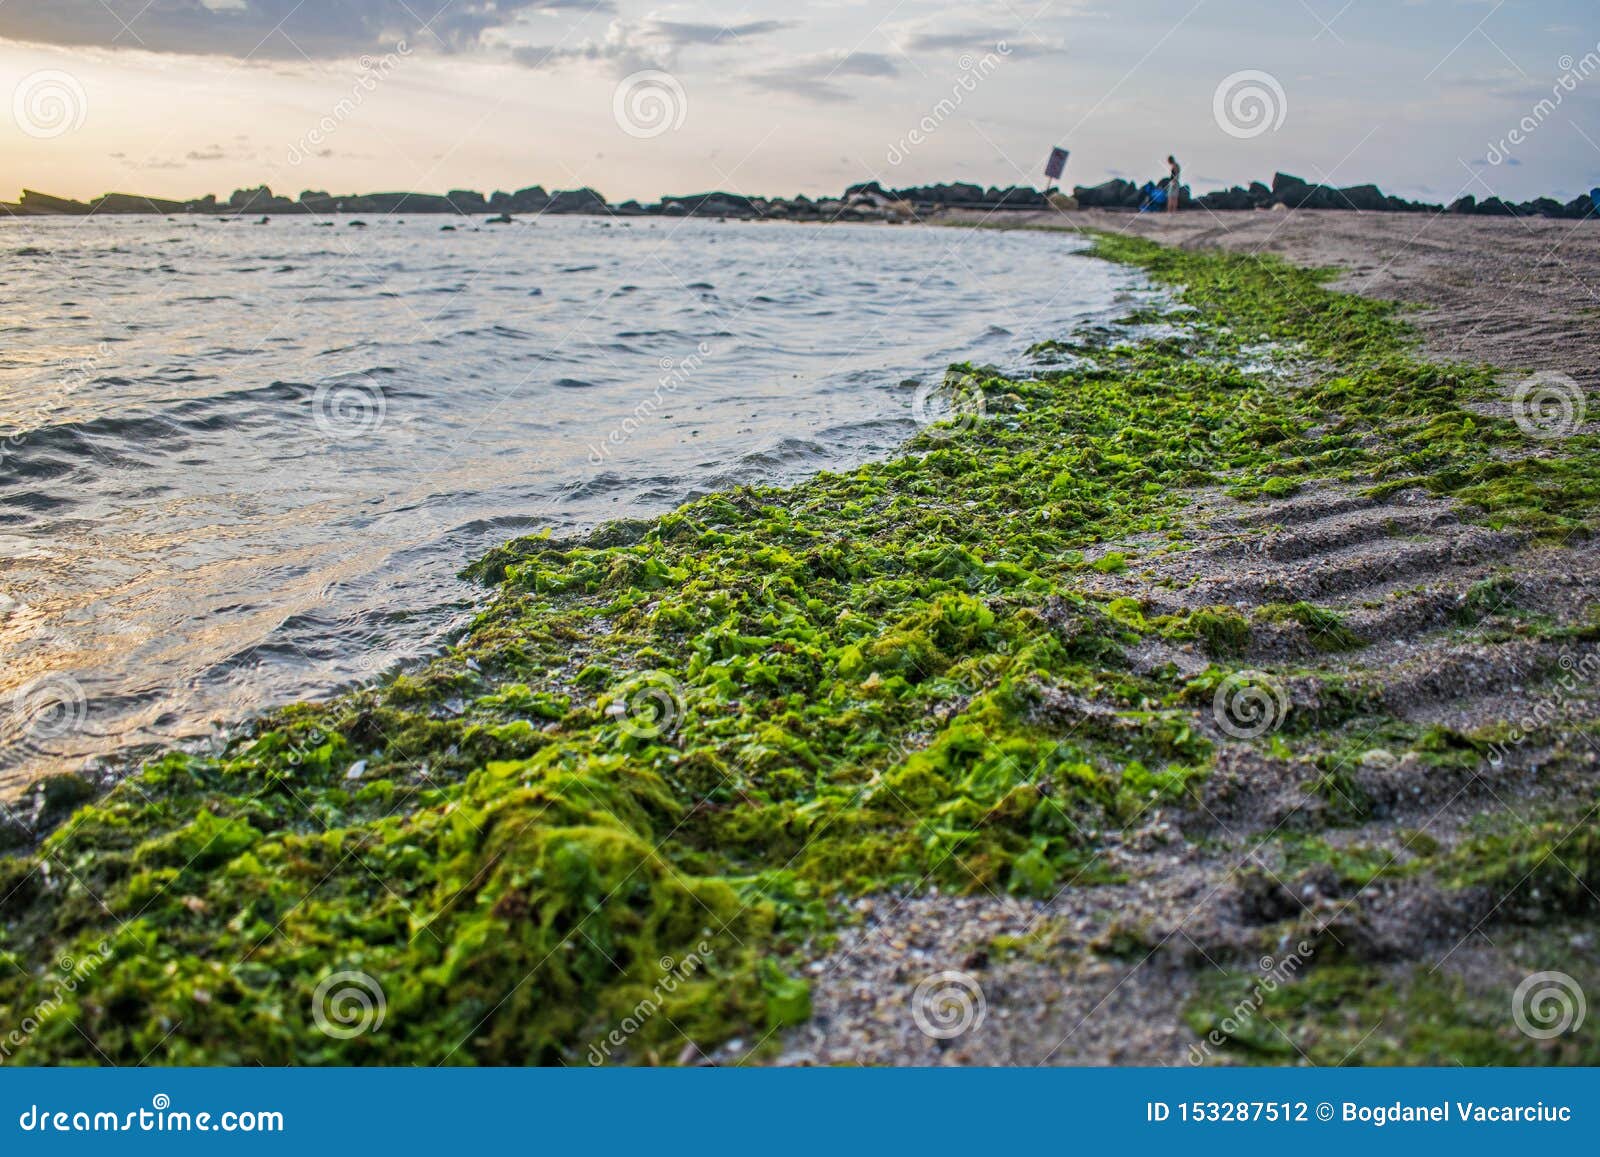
[940,207,1600,389]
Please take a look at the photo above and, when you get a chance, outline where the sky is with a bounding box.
[0,0,1596,206]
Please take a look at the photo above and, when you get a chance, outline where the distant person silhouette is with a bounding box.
[1166,155,1181,213]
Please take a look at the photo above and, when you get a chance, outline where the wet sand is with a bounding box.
[938,206,1600,389]
[776,208,1600,1067]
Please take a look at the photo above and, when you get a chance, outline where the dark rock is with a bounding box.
[844,180,889,200]
[36,772,95,819]
[0,808,31,852]
[1073,178,1141,208]
[228,185,288,212]
[447,189,487,214]
[985,185,1047,208]
[1271,171,1309,196]
[545,187,607,213]
[1336,184,1387,211]
[20,189,91,213]
[1197,186,1252,211]
[659,191,757,217]
[507,185,550,212]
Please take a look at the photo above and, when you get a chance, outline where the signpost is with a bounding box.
[1044,146,1069,192]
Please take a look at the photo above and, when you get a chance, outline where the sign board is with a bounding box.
[1044,147,1069,180]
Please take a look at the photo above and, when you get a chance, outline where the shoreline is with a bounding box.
[2,229,1598,1065]
[0,219,1123,803]
[931,206,1600,391]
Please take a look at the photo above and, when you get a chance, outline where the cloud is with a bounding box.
[897,26,1066,59]
[509,15,793,72]
[743,51,899,103]
[0,0,567,59]
[643,19,794,47]
[185,145,228,160]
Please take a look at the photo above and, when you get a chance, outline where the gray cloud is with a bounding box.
[900,26,1066,58]
[510,15,793,72]
[644,19,794,47]
[0,0,571,58]
[743,51,899,103]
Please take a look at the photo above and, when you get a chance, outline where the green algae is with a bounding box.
[2,231,1598,1065]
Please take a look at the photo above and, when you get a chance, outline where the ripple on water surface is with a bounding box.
[0,215,1155,792]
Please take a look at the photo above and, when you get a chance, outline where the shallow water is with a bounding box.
[0,214,1150,792]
